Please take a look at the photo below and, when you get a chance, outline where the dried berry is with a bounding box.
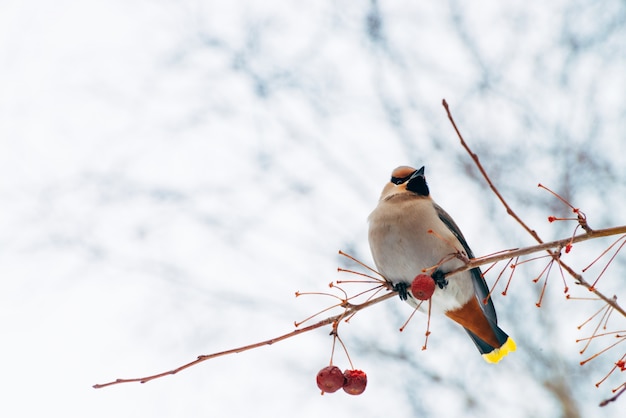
[411,274,436,300]
[342,369,367,395]
[316,365,345,393]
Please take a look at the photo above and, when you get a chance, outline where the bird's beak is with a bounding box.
[409,166,425,181]
[405,166,429,196]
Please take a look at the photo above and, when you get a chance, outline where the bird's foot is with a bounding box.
[432,270,448,289]
[393,282,409,301]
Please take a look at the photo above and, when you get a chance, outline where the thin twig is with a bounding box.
[442,99,625,319]
[93,291,396,388]
[599,385,626,407]
[447,226,626,273]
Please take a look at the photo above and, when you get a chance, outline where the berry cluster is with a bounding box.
[313,274,435,396]
[316,366,367,395]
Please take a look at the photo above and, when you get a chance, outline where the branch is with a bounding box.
[93,290,396,388]
[442,99,625,319]
[449,226,626,273]
[94,219,624,389]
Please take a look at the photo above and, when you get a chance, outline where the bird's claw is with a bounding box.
[432,270,448,289]
[393,282,409,301]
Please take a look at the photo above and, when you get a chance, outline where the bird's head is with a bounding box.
[379,165,429,200]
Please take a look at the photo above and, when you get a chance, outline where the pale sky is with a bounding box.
[1,1,625,417]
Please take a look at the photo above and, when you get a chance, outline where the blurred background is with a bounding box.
[1,1,625,417]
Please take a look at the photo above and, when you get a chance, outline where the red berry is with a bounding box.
[342,369,367,395]
[411,274,436,300]
[316,365,345,393]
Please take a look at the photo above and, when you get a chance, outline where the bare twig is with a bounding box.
[444,227,626,317]
[599,385,626,407]
[93,291,396,388]
[442,99,625,319]
[446,227,626,272]
[443,99,625,405]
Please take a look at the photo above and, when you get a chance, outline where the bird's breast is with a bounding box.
[368,196,474,313]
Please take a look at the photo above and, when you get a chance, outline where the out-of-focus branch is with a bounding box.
[94,221,624,389]
[599,385,626,407]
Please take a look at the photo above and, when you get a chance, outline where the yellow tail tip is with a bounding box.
[482,337,517,364]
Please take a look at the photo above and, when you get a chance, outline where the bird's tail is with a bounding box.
[445,297,516,364]
[465,325,517,364]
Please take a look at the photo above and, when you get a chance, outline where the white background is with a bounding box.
[1,1,625,417]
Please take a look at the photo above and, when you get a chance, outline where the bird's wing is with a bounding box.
[433,202,498,324]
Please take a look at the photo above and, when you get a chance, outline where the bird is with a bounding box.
[368,165,516,363]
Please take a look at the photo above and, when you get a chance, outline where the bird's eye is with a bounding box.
[390,166,417,185]
[391,175,411,185]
